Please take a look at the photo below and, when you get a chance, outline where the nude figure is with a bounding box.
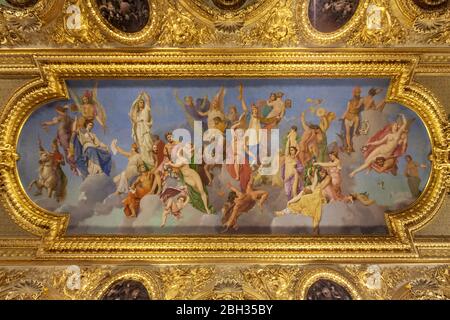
[349,114,408,178]
[342,86,363,153]
[266,92,286,119]
[168,144,211,214]
[222,178,269,232]
[160,187,190,228]
[362,88,386,111]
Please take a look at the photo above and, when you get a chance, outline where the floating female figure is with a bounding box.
[314,151,347,201]
[315,106,335,161]
[298,111,318,166]
[167,144,212,214]
[129,91,154,167]
[262,91,291,129]
[239,84,263,158]
[275,167,328,235]
[349,114,409,178]
[282,146,303,200]
[111,139,143,194]
[72,121,112,178]
[226,102,254,191]
[159,186,190,227]
[298,110,331,165]
[196,87,226,130]
[229,110,248,181]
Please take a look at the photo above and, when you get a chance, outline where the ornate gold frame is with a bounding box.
[297,0,369,45]
[0,49,448,262]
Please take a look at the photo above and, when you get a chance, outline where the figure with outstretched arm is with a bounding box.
[349,114,408,178]
[275,167,328,235]
[239,84,261,153]
[111,139,143,194]
[297,111,320,165]
[167,145,211,214]
[41,105,77,173]
[222,178,269,232]
[195,87,226,130]
[362,88,386,111]
[341,86,363,152]
[174,89,209,131]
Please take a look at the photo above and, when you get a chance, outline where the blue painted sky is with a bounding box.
[18,78,431,208]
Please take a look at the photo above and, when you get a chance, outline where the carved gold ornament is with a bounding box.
[294,268,362,300]
[0,0,449,47]
[297,0,369,45]
[0,264,448,300]
[347,0,407,46]
[212,0,248,10]
[85,0,162,45]
[0,50,447,262]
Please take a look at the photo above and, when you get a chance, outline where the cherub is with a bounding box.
[160,186,190,227]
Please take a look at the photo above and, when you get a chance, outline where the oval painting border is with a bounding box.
[86,0,161,45]
[297,0,369,44]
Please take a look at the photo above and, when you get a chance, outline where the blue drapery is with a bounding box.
[73,134,112,178]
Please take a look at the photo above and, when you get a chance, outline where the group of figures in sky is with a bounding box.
[26,80,427,234]
[96,0,150,33]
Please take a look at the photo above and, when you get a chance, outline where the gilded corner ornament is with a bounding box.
[0,50,447,262]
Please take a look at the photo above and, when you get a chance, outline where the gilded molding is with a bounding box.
[0,0,449,47]
[0,264,448,300]
[0,50,446,262]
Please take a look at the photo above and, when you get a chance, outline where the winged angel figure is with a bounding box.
[68,82,107,133]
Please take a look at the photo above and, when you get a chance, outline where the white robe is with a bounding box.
[132,106,153,166]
